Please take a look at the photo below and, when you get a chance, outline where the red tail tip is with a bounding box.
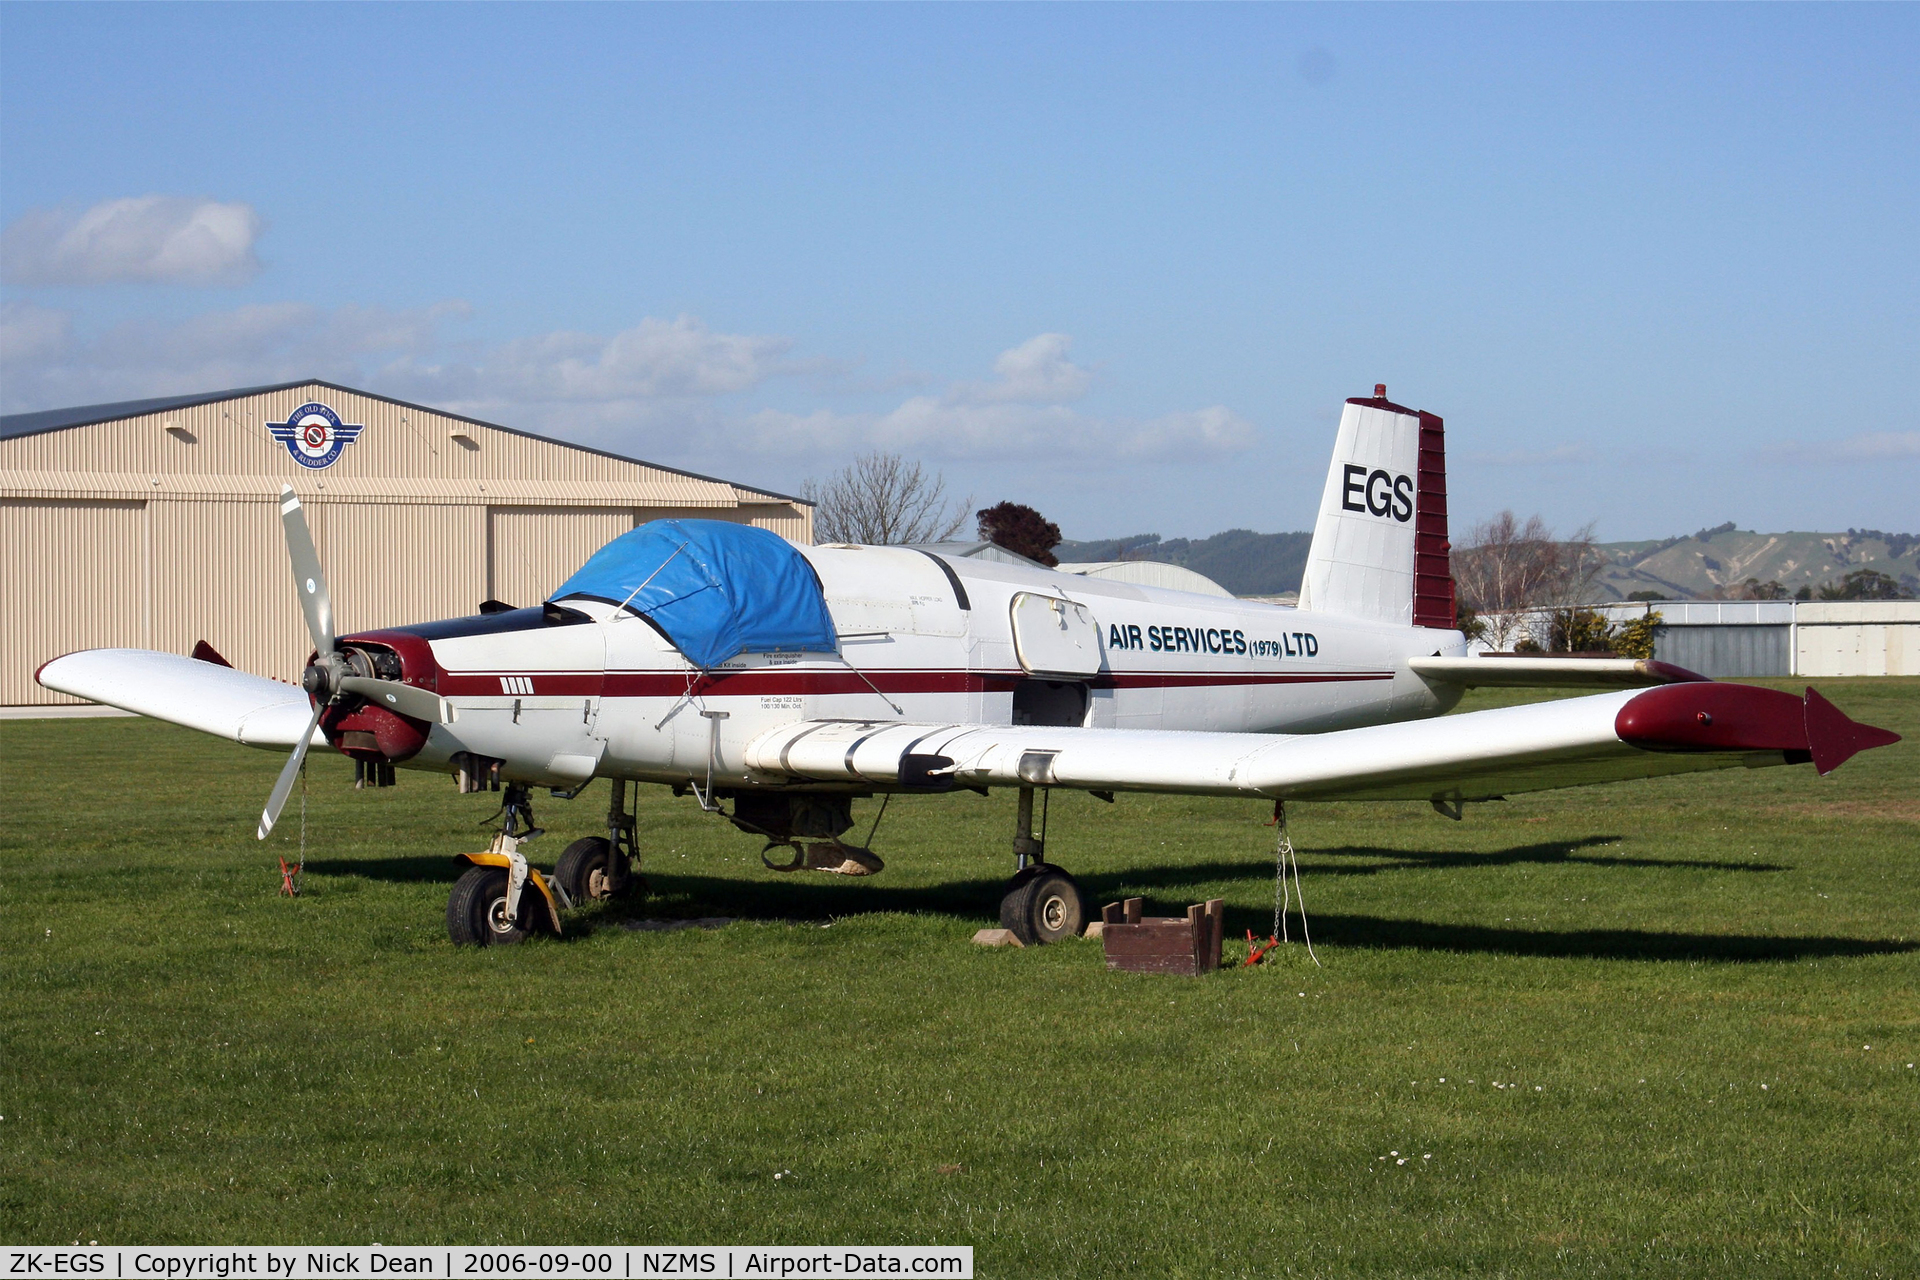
[1804,687,1901,776]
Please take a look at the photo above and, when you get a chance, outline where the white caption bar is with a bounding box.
[3,1250,972,1280]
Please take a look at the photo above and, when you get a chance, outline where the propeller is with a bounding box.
[257,485,451,839]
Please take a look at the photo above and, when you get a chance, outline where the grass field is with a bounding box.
[2,680,1917,1276]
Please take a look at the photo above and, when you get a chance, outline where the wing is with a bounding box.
[744,683,1896,805]
[1408,655,1706,688]
[36,648,324,748]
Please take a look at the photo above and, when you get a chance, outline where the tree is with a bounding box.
[1449,511,1604,650]
[800,452,971,545]
[1816,568,1912,601]
[977,502,1062,567]
[1723,577,1789,601]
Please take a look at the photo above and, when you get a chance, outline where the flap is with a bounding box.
[1410,655,1707,688]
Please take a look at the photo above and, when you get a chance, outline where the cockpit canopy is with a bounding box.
[550,518,838,669]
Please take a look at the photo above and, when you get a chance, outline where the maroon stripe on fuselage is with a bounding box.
[435,667,1396,699]
[1096,670,1393,690]
[438,671,603,697]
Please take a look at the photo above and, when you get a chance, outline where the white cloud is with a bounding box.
[951,332,1092,404]
[386,315,795,411]
[0,300,465,410]
[1762,431,1920,464]
[1,312,1255,472]
[723,334,1251,465]
[737,397,1254,465]
[1,196,263,286]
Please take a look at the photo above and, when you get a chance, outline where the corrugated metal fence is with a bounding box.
[1486,601,1920,678]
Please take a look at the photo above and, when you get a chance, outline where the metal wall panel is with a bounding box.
[742,505,812,542]
[1798,624,1920,677]
[1,499,147,703]
[488,507,641,609]
[1655,624,1789,678]
[147,497,308,683]
[315,501,490,638]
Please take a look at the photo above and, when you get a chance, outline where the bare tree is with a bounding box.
[800,452,972,545]
[1451,511,1604,650]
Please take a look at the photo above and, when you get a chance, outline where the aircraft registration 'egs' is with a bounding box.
[38,388,1900,945]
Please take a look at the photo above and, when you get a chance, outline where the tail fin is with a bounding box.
[1297,386,1455,629]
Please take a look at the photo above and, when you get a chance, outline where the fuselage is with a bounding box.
[335,545,1471,792]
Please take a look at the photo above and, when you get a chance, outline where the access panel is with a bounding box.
[1009,591,1103,677]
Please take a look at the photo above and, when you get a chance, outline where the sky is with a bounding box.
[2,3,1915,542]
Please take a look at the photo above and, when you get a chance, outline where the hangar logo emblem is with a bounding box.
[267,402,365,470]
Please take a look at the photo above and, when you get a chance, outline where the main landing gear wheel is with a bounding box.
[1000,866,1086,946]
[554,836,628,904]
[447,865,539,947]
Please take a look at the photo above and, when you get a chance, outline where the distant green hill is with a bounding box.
[1592,525,1920,600]
[1057,524,1920,600]
[1055,530,1312,597]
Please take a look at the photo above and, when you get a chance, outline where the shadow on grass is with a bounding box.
[562,869,1914,964]
[302,855,469,883]
[305,841,1886,964]
[308,835,1779,891]
[1307,836,1791,875]
[1253,912,1918,963]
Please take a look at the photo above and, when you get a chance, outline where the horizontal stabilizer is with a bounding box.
[35,648,324,748]
[1409,655,1708,688]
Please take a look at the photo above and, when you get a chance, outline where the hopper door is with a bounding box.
[1010,592,1103,677]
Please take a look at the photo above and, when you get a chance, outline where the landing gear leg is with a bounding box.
[604,777,640,895]
[553,778,643,906]
[447,784,557,946]
[998,785,1086,945]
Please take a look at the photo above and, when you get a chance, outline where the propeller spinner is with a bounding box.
[257,486,452,839]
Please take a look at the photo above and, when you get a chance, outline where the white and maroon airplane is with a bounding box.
[38,389,1899,946]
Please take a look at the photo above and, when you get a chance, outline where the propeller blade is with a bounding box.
[338,675,454,725]
[279,485,334,655]
[258,702,325,840]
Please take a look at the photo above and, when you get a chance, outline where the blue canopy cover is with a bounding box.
[549,518,833,671]
[550,519,838,669]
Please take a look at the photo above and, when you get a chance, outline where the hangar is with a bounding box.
[0,380,811,707]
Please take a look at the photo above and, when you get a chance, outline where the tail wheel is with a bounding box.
[1000,867,1086,945]
[554,836,623,903]
[447,865,537,946]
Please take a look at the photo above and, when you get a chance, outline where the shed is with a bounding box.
[0,380,810,705]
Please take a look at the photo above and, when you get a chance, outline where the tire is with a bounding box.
[554,836,615,905]
[999,867,1086,945]
[447,865,538,946]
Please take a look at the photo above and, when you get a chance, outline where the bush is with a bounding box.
[1614,610,1663,660]
[1549,607,1616,654]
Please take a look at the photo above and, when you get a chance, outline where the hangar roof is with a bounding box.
[0,378,807,505]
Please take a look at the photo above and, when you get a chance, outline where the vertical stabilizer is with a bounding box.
[1297,387,1455,629]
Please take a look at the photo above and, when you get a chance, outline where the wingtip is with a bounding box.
[1804,687,1902,776]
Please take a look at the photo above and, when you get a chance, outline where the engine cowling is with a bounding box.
[311,630,443,764]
